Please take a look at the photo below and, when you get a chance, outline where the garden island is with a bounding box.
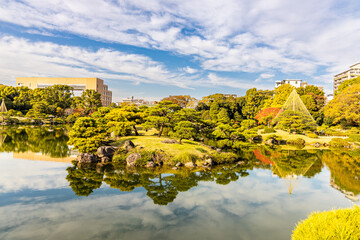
[1,76,360,239]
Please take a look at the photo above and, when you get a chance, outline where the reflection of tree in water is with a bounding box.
[0,126,70,157]
[66,161,254,205]
[268,149,320,194]
[66,163,104,196]
[322,150,360,201]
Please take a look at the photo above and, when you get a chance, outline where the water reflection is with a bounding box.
[322,150,360,201]
[66,147,360,204]
[0,126,75,161]
[66,162,253,205]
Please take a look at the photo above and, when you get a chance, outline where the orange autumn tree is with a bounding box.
[255,107,281,127]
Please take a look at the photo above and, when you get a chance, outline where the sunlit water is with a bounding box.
[0,126,359,240]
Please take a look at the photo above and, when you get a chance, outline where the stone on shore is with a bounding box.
[77,153,98,163]
[126,153,142,167]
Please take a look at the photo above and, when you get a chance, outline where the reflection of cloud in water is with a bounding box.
[0,155,69,193]
[0,167,355,240]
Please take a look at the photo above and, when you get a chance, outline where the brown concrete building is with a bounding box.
[16,77,112,106]
[334,63,360,92]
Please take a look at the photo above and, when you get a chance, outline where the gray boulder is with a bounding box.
[124,140,135,151]
[126,153,142,167]
[172,167,179,170]
[265,138,278,145]
[203,158,214,167]
[145,160,157,168]
[77,153,98,163]
[161,139,178,144]
[313,142,322,148]
[185,162,197,168]
[175,162,183,167]
[97,146,116,158]
[101,156,112,163]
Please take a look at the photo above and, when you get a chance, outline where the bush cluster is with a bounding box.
[347,134,360,142]
[262,127,276,134]
[329,138,351,148]
[287,138,306,145]
[292,206,360,240]
[211,152,238,164]
[307,133,318,139]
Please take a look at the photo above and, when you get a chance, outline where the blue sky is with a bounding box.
[0,0,359,101]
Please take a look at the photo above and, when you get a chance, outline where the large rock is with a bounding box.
[101,156,112,163]
[152,150,165,166]
[203,158,214,167]
[175,162,183,167]
[97,146,116,158]
[185,162,197,168]
[126,153,142,167]
[161,139,178,144]
[313,142,322,148]
[145,160,157,168]
[124,140,135,151]
[265,138,278,145]
[77,153,98,163]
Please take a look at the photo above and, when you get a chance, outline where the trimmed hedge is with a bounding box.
[307,133,318,139]
[287,138,305,145]
[329,138,351,148]
[292,206,360,240]
[262,127,276,134]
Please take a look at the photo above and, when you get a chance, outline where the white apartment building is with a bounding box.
[334,63,360,92]
[275,79,307,88]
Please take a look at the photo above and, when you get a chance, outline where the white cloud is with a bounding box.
[0,35,193,89]
[260,73,274,79]
[182,66,198,74]
[0,0,359,91]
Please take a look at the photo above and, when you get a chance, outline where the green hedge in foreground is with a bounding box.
[292,206,360,240]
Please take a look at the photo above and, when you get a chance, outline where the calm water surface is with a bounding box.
[0,126,359,240]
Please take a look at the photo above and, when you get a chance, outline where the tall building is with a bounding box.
[16,77,112,106]
[275,79,307,88]
[334,63,360,92]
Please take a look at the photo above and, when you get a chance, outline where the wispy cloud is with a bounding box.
[1,0,359,79]
[0,35,265,96]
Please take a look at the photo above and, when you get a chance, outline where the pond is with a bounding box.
[0,126,359,240]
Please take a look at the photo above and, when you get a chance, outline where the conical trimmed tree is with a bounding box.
[272,89,317,133]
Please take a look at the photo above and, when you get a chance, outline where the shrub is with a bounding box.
[211,152,238,164]
[264,134,281,141]
[348,134,360,142]
[292,206,360,240]
[174,152,198,163]
[287,138,306,145]
[348,127,360,134]
[307,133,318,139]
[329,138,351,148]
[112,154,127,163]
[262,127,276,134]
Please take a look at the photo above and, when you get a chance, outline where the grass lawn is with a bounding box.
[114,135,212,159]
[260,129,346,144]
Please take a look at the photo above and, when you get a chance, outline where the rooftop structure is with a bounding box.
[16,77,112,106]
[275,79,307,88]
[118,96,155,106]
[334,63,360,92]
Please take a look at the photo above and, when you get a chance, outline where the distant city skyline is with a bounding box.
[0,0,359,101]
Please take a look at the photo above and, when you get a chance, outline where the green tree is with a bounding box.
[173,121,196,143]
[80,89,102,114]
[145,100,181,137]
[324,83,360,126]
[68,117,108,153]
[161,95,196,108]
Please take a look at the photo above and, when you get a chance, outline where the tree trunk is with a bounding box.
[133,125,139,136]
[179,138,182,144]
[158,125,164,137]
